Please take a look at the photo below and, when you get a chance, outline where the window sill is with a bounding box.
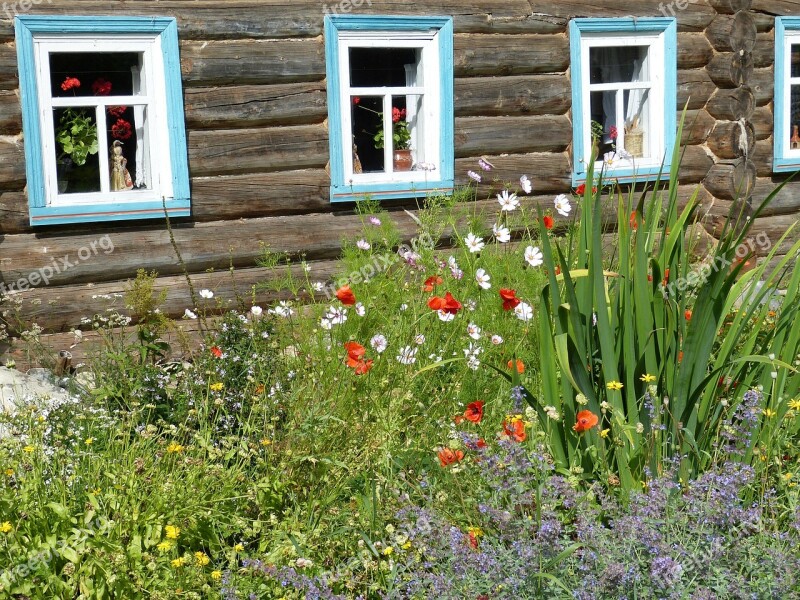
[30,198,190,226]
[330,179,454,203]
[572,163,671,186]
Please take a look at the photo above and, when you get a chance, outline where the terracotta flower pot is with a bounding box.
[393,149,413,172]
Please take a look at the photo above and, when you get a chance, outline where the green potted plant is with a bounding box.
[374,107,412,171]
[54,76,99,192]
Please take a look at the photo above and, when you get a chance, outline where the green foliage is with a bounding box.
[55,108,98,166]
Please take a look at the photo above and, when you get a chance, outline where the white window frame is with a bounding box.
[579,32,666,174]
[774,21,800,171]
[337,31,441,185]
[33,34,174,207]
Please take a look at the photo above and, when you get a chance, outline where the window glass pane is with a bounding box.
[589,90,617,156]
[790,85,800,150]
[623,88,650,159]
[792,44,800,78]
[106,105,151,190]
[349,47,421,87]
[589,46,649,84]
[53,107,100,194]
[351,95,384,173]
[49,52,144,98]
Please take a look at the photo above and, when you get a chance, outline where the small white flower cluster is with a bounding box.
[320,305,347,330]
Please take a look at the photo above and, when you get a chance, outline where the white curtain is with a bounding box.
[599,49,646,143]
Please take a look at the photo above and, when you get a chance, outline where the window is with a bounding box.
[774,18,800,172]
[15,16,190,225]
[569,18,677,184]
[324,15,454,203]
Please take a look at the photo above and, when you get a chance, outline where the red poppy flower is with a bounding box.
[507,359,525,374]
[438,447,464,467]
[575,184,597,195]
[542,215,554,230]
[92,77,112,96]
[502,419,526,443]
[684,309,692,321]
[427,291,462,315]
[423,275,443,292]
[475,438,487,448]
[60,77,80,92]
[335,284,356,305]
[344,341,373,375]
[629,211,638,230]
[499,288,521,311]
[464,401,484,424]
[467,530,480,549]
[210,346,223,358]
[107,105,127,118]
[111,118,133,140]
[573,410,599,433]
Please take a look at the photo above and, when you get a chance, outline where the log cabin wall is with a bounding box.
[0,0,796,337]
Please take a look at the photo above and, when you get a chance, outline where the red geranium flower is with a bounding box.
[210,346,223,358]
[463,401,484,424]
[392,107,406,123]
[427,291,462,315]
[502,419,526,443]
[352,96,361,104]
[542,215,554,230]
[111,118,133,140]
[499,288,521,311]
[107,105,127,118]
[60,77,80,92]
[609,125,618,140]
[573,410,599,434]
[438,447,464,467]
[335,284,356,305]
[507,359,525,374]
[92,77,112,96]
[423,275,443,292]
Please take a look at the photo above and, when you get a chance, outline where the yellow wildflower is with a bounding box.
[233,543,244,553]
[157,540,174,552]
[0,522,12,534]
[782,472,793,482]
[606,381,624,391]
[85,437,94,446]
[260,438,272,447]
[401,541,412,550]
[764,408,777,418]
[171,556,187,568]
[382,546,394,556]
[23,445,34,453]
[210,382,224,392]
[640,374,656,383]
[600,428,610,438]
[166,442,184,454]
[5,468,13,477]
[466,526,483,538]
[165,525,180,540]
[194,551,210,566]
[788,398,800,411]
[211,570,223,580]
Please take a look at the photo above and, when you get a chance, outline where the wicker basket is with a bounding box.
[626,129,644,158]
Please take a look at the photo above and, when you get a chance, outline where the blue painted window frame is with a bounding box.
[773,17,800,172]
[569,18,677,185]
[324,15,454,203]
[14,16,190,226]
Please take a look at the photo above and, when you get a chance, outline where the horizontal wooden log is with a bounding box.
[0,90,20,134]
[678,68,717,110]
[751,177,800,217]
[707,120,756,159]
[187,125,329,177]
[454,34,569,76]
[0,1,560,41]
[752,105,773,140]
[454,74,571,117]
[703,159,756,200]
[747,213,800,256]
[0,190,28,233]
[706,86,755,120]
[751,0,800,16]
[705,12,757,53]
[707,0,752,13]
[455,115,571,156]
[0,135,25,190]
[706,50,754,88]
[677,144,715,184]
[681,109,715,146]
[184,82,327,129]
[677,33,714,69]
[750,68,773,106]
[0,42,16,91]
[455,152,570,192]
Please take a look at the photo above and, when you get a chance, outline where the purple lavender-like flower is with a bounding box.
[510,385,526,411]
[650,555,683,587]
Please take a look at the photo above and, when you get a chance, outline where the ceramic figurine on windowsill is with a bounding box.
[110,140,133,191]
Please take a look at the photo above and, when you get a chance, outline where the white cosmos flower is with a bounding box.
[356,239,371,250]
[250,306,263,318]
[370,334,388,354]
[414,334,426,345]
[464,233,485,254]
[524,246,544,268]
[467,323,481,340]
[497,190,520,212]
[554,194,572,217]
[324,305,347,325]
[491,334,503,345]
[438,310,455,322]
[519,175,532,194]
[311,281,325,292]
[475,268,491,290]
[355,302,366,317]
[183,308,197,320]
[514,302,534,322]
[467,355,481,371]
[396,345,418,365]
[199,289,214,299]
[463,342,483,358]
[320,318,332,330]
[492,223,510,243]
[270,301,295,317]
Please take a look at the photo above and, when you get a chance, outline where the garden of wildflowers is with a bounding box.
[1,137,800,599]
